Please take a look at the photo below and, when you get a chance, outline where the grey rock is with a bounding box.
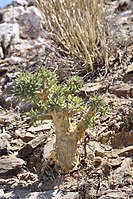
[0,155,25,176]
[0,23,20,44]
[25,190,79,199]
[11,0,33,7]
[0,189,4,199]
[81,82,103,94]
[4,189,79,199]
[3,6,25,23]
[8,56,22,65]
[117,0,133,12]
[117,146,133,157]
[109,83,133,97]
[99,191,127,199]
[123,64,133,82]
[18,6,43,39]
[0,136,10,155]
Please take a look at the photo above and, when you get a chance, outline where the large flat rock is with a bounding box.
[0,155,25,177]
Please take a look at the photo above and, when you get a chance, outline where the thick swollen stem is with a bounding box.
[51,111,77,172]
[51,108,96,173]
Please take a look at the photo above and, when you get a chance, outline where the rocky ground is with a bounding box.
[0,0,133,198]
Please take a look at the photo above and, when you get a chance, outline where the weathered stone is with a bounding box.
[18,134,47,157]
[25,190,79,199]
[126,64,133,74]
[115,158,132,174]
[93,156,103,167]
[111,158,132,188]
[116,0,133,12]
[28,123,51,133]
[0,110,18,124]
[110,131,133,148]
[110,83,133,97]
[109,158,122,167]
[8,56,22,65]
[19,132,35,143]
[0,189,4,199]
[0,155,25,176]
[3,6,25,22]
[43,136,56,161]
[89,141,105,157]
[18,6,42,39]
[4,189,79,199]
[81,82,103,94]
[123,64,133,82]
[0,136,10,155]
[117,146,133,157]
[99,191,127,199]
[0,68,7,77]
[11,0,31,6]
[0,23,20,45]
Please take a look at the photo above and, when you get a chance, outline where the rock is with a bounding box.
[116,0,133,12]
[19,132,35,143]
[117,145,133,157]
[93,156,103,167]
[110,83,133,97]
[81,82,103,94]
[115,158,132,174]
[0,68,7,77]
[123,64,133,82]
[0,46,4,58]
[2,6,25,23]
[18,6,43,39]
[25,190,79,199]
[18,134,47,158]
[8,56,22,65]
[27,123,51,133]
[0,23,20,45]
[0,155,25,176]
[43,136,56,160]
[0,111,18,124]
[108,158,122,168]
[0,136,10,155]
[126,64,133,74]
[11,0,32,6]
[111,131,133,148]
[99,191,126,199]
[111,158,132,188]
[88,141,105,157]
[0,189,4,199]
[4,189,30,199]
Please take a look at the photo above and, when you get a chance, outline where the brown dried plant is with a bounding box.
[35,0,109,70]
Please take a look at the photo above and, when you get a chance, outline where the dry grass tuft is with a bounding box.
[36,0,110,71]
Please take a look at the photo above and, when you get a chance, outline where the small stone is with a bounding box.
[116,0,132,12]
[99,191,126,199]
[8,56,22,65]
[18,134,47,158]
[0,136,10,155]
[25,190,79,199]
[27,123,51,133]
[81,82,103,94]
[18,6,43,39]
[19,132,35,143]
[110,83,132,97]
[123,64,133,82]
[126,64,133,74]
[89,141,105,157]
[117,146,133,157]
[93,156,102,167]
[0,189,4,198]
